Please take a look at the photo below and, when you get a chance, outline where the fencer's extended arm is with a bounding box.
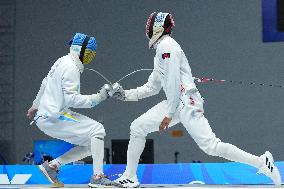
[62,67,104,108]
[32,77,47,108]
[124,70,162,101]
[162,49,182,118]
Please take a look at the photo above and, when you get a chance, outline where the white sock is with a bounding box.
[49,146,91,168]
[124,135,146,178]
[216,142,263,168]
[91,137,104,175]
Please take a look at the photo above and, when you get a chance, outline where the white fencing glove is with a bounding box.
[90,84,113,107]
[111,83,126,101]
[99,84,113,101]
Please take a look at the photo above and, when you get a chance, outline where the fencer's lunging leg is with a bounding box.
[91,136,104,175]
[124,134,146,178]
[182,114,263,168]
[210,140,262,168]
[49,146,91,168]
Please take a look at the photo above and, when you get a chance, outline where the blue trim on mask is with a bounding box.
[69,33,97,51]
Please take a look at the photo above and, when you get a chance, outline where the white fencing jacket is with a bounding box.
[33,52,102,118]
[125,35,197,118]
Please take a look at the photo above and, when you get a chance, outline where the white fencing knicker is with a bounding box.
[35,110,105,147]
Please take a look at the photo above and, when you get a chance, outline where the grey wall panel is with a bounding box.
[13,0,284,164]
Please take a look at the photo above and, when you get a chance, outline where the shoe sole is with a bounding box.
[88,183,118,188]
[122,184,140,188]
[38,165,64,188]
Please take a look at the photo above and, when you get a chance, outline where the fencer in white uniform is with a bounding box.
[112,12,282,187]
[26,33,121,188]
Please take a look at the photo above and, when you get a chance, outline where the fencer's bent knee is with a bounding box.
[130,119,148,137]
[89,122,106,139]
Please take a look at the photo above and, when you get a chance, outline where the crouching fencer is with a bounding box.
[26,33,121,188]
[111,12,282,187]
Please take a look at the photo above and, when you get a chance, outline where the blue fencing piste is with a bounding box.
[0,162,283,185]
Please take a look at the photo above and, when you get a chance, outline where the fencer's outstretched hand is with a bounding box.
[99,84,113,102]
[111,83,126,101]
[27,106,37,119]
[159,116,172,133]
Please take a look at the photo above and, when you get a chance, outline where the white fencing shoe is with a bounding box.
[38,161,64,188]
[115,174,140,188]
[258,151,282,186]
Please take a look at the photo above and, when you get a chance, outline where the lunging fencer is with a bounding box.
[112,12,282,187]
[26,33,121,188]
